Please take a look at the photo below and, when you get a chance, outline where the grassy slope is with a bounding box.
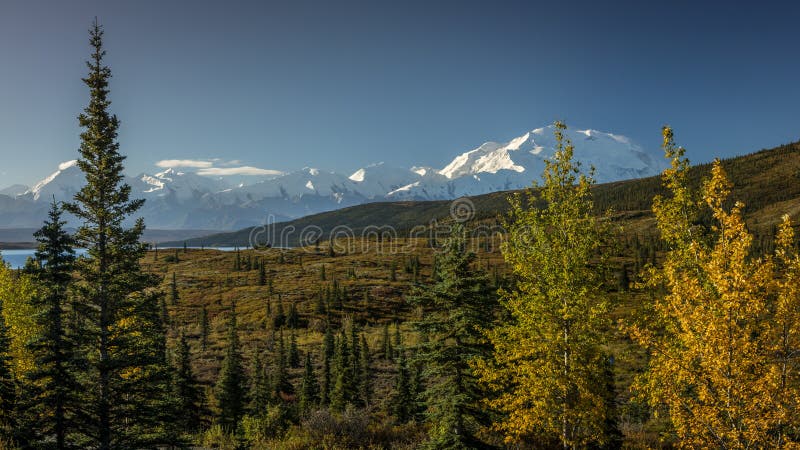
[147,241,507,415]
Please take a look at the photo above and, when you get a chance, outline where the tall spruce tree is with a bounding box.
[172,333,203,435]
[249,351,270,416]
[393,322,402,359]
[299,353,320,415]
[123,289,177,447]
[320,327,334,405]
[381,322,392,360]
[330,331,354,411]
[348,320,362,405]
[273,295,286,329]
[200,305,210,352]
[258,260,267,286]
[391,350,412,423]
[272,328,292,399]
[358,334,372,406]
[22,200,78,449]
[215,303,247,432]
[409,223,496,449]
[287,301,299,329]
[170,272,179,305]
[62,20,172,448]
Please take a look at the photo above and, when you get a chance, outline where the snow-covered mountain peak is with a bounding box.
[2,124,667,230]
[58,160,78,171]
[349,162,388,182]
[437,126,664,185]
[26,160,84,201]
[349,168,366,182]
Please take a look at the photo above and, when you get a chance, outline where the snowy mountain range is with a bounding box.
[0,125,667,231]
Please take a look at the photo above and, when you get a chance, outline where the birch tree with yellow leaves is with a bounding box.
[475,122,618,448]
[766,215,800,448]
[629,127,800,448]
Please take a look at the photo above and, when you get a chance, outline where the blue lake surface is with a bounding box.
[1,249,88,269]
[1,247,241,269]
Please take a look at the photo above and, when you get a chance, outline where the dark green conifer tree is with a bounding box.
[272,329,292,399]
[409,358,425,422]
[172,333,203,435]
[249,351,270,416]
[170,272,179,305]
[200,305,210,352]
[330,331,353,412]
[215,304,247,432]
[358,334,372,406]
[160,295,169,329]
[391,351,412,423]
[600,356,623,450]
[258,261,266,286]
[409,223,497,448]
[320,327,334,405]
[23,200,78,449]
[381,322,393,360]
[287,301,299,329]
[289,329,301,368]
[393,322,402,359]
[62,20,173,448]
[333,281,344,310]
[273,294,286,329]
[349,322,362,405]
[123,290,178,446]
[299,353,320,415]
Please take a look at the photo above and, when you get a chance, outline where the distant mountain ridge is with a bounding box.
[169,139,800,248]
[0,125,666,230]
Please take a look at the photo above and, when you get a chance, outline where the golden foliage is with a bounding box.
[475,122,614,447]
[0,264,39,377]
[629,128,800,449]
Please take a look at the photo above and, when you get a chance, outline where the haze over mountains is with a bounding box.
[0,125,666,231]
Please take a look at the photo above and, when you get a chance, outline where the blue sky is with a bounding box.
[1,0,798,186]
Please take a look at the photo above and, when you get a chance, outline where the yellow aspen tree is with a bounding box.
[0,264,39,376]
[767,216,800,448]
[629,127,789,448]
[475,122,616,448]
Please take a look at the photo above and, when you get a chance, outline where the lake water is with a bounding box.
[1,246,242,269]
